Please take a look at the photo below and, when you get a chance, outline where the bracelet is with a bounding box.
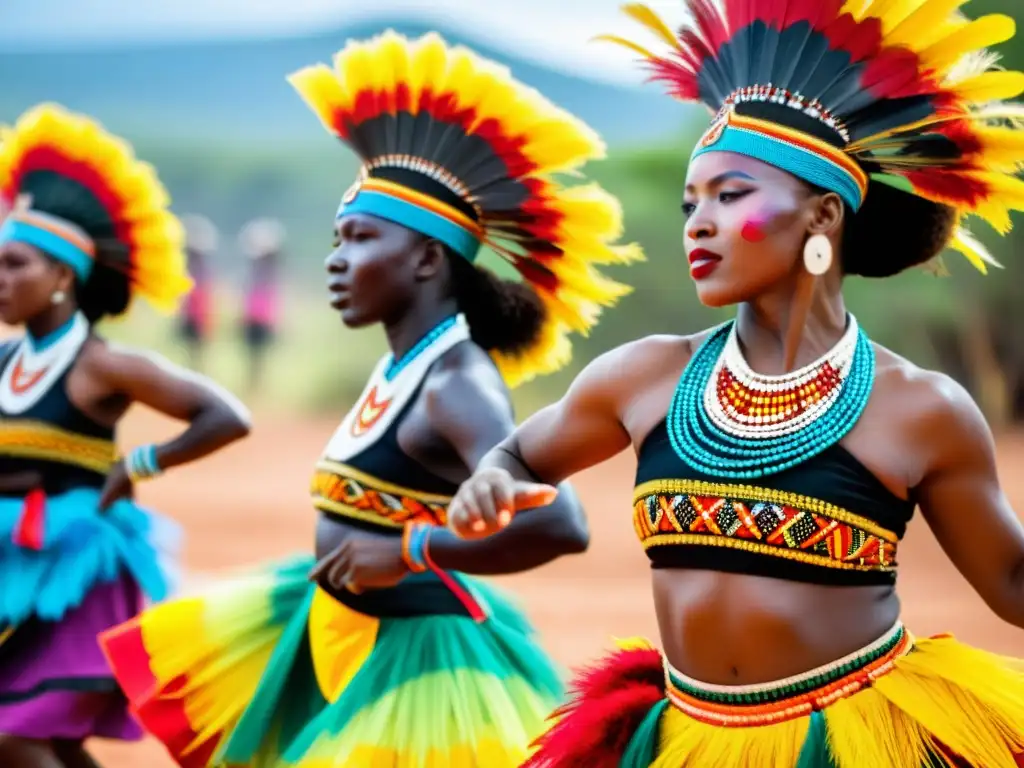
[401,522,431,574]
[125,444,162,483]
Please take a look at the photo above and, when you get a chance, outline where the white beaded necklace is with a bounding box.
[703,316,860,440]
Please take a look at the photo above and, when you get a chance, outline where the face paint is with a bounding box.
[740,214,771,243]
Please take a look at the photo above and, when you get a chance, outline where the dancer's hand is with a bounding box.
[98,460,135,512]
[308,532,408,592]
[447,467,557,540]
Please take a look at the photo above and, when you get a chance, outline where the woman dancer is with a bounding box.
[448,2,1024,765]
[0,104,251,768]
[100,30,641,767]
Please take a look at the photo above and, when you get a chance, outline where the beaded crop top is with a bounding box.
[634,420,914,586]
[633,317,914,587]
[310,316,468,532]
[0,315,117,496]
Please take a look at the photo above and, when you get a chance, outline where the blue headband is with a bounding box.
[0,215,95,280]
[691,112,868,212]
[336,177,483,262]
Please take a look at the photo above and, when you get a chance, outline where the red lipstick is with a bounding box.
[688,248,721,280]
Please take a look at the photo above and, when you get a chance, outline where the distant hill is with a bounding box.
[0,20,700,148]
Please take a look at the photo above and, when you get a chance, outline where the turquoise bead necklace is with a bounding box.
[384,314,460,381]
[666,316,875,479]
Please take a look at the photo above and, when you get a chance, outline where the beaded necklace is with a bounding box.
[384,315,460,382]
[667,316,875,479]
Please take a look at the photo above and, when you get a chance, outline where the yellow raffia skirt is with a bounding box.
[524,622,1024,767]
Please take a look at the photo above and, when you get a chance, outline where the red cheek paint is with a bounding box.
[741,215,770,243]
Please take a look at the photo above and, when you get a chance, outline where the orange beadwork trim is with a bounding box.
[665,628,913,727]
[0,420,117,474]
[311,459,451,528]
[633,479,898,572]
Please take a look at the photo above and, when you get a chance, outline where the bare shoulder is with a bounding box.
[421,341,511,422]
[576,329,709,389]
[871,343,993,470]
[76,336,174,381]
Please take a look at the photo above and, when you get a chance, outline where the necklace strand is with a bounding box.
[667,316,875,479]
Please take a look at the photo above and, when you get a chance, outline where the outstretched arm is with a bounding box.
[417,362,593,575]
[446,342,639,542]
[915,375,1024,629]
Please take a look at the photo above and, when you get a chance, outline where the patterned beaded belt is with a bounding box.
[664,622,912,727]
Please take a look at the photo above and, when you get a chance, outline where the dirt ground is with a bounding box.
[92,409,1024,767]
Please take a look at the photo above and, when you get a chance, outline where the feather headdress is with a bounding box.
[599,0,1024,273]
[289,30,643,386]
[0,104,190,313]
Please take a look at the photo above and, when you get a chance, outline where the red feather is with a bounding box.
[934,119,983,157]
[782,0,826,29]
[824,14,883,63]
[905,169,989,207]
[861,49,926,98]
[812,0,845,31]
[18,146,133,247]
[690,0,730,55]
[647,59,701,101]
[515,260,560,293]
[523,645,665,768]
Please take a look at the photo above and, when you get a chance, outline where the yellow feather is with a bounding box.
[841,0,872,21]
[949,226,1001,273]
[862,0,926,36]
[970,171,1024,234]
[621,3,683,50]
[591,34,659,61]
[885,0,969,50]
[975,127,1024,172]
[952,70,1024,105]
[919,15,1017,75]
[286,65,350,134]
[408,33,449,111]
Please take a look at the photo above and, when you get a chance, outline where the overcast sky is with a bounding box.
[0,0,689,87]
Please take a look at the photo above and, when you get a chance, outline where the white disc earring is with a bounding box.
[803,234,833,276]
[51,290,66,305]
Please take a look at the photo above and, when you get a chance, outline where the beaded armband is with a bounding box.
[126,444,163,483]
[633,479,898,574]
[402,522,431,573]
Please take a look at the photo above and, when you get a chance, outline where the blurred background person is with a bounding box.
[237,217,284,398]
[176,214,218,374]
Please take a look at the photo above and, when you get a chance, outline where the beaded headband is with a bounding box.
[0,208,96,280]
[692,109,869,211]
[337,167,485,262]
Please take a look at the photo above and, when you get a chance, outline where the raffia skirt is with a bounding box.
[524,622,1024,767]
[99,555,564,767]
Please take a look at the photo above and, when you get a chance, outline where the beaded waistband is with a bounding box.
[634,479,899,578]
[311,459,451,529]
[664,621,912,727]
[0,420,116,474]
